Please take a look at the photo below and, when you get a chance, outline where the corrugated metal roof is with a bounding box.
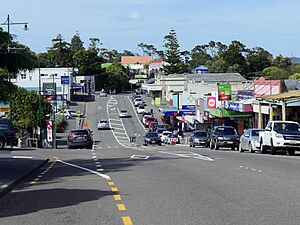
[259,90,300,100]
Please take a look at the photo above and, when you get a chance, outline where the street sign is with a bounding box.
[61,76,69,85]
[46,120,53,142]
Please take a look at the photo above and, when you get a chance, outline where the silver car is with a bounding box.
[239,128,265,153]
[97,120,110,130]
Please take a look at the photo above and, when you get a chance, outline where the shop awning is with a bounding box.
[210,108,252,118]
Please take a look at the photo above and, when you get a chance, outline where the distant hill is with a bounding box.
[291,57,300,64]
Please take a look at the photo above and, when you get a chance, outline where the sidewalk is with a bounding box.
[0,152,49,199]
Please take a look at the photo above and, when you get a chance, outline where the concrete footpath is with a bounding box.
[0,151,49,199]
[0,101,85,199]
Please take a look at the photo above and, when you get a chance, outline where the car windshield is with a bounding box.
[215,127,237,135]
[147,133,158,137]
[100,120,107,123]
[194,132,207,137]
[157,129,165,134]
[273,122,300,132]
[139,106,145,109]
[120,110,127,113]
[147,117,156,121]
[252,130,264,136]
[71,130,88,135]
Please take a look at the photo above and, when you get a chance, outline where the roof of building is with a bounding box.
[186,73,247,83]
[150,58,164,64]
[121,56,152,64]
[259,90,300,100]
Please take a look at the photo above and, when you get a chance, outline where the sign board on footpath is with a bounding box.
[46,120,53,142]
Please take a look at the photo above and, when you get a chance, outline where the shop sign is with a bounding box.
[182,105,196,110]
[0,101,10,112]
[61,76,69,84]
[223,101,243,112]
[207,97,216,109]
[218,84,231,101]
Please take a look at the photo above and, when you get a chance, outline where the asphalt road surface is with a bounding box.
[0,94,299,225]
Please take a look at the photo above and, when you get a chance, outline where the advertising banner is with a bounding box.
[207,97,217,109]
[46,120,53,142]
[181,92,197,111]
[218,84,231,101]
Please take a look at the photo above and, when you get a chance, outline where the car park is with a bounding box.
[239,128,264,153]
[209,126,240,150]
[189,130,209,147]
[137,105,146,114]
[97,119,110,130]
[144,132,161,145]
[67,129,93,149]
[119,109,129,118]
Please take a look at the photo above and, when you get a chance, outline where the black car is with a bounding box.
[209,126,239,150]
[189,130,209,147]
[0,118,16,149]
[67,129,93,149]
[144,132,161,146]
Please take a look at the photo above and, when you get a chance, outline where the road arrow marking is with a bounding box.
[130,155,149,160]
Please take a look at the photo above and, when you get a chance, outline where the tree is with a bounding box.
[88,38,102,52]
[162,29,187,75]
[71,32,84,52]
[261,66,289,80]
[288,73,300,80]
[206,59,227,73]
[246,47,273,73]
[10,88,51,133]
[190,46,212,69]
[47,34,72,67]
[273,55,292,69]
[291,64,300,74]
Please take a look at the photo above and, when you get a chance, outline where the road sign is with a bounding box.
[46,120,53,142]
[61,76,69,84]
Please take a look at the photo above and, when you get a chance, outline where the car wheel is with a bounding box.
[209,140,214,150]
[214,141,219,150]
[239,143,244,152]
[287,149,295,156]
[0,137,5,149]
[248,143,254,153]
[270,139,276,155]
[259,141,266,154]
[192,144,195,148]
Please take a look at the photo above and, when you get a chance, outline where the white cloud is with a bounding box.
[127,12,143,21]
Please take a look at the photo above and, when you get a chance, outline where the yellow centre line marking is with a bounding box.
[111,187,118,192]
[108,182,115,186]
[117,204,126,211]
[106,177,112,181]
[122,216,133,225]
[114,195,121,201]
[30,181,36,185]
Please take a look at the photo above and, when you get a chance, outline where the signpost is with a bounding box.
[46,120,53,142]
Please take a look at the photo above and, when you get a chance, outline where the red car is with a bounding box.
[144,117,158,128]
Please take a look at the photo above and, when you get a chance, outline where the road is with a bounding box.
[0,94,299,225]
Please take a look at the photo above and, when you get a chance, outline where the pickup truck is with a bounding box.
[0,118,16,149]
[259,121,300,155]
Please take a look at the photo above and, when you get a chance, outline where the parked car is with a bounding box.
[156,128,167,137]
[148,121,158,132]
[0,118,16,149]
[144,132,161,145]
[144,117,158,127]
[259,121,300,155]
[97,119,110,130]
[99,91,107,97]
[67,129,93,149]
[160,131,173,143]
[137,105,146,114]
[134,98,143,107]
[165,134,180,144]
[239,128,265,153]
[209,126,240,150]
[119,109,129,118]
[189,130,209,147]
[141,112,152,124]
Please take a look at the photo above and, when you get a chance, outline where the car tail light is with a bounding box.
[68,135,75,139]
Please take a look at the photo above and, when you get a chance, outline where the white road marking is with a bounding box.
[158,151,215,161]
[110,123,123,127]
[97,168,104,171]
[110,118,122,121]
[97,106,102,111]
[57,160,110,180]
[130,155,149,159]
[96,164,102,167]
[111,127,124,130]
[92,156,97,159]
[113,132,128,135]
[12,156,33,159]
[1,184,8,188]
[115,136,129,139]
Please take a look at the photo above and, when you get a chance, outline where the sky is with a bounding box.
[1,0,300,57]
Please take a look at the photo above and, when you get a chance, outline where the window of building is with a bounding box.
[21,74,26,79]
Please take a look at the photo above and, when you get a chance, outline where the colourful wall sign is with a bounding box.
[218,84,231,101]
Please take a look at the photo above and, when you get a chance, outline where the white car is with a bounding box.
[160,131,173,143]
[119,109,129,118]
[97,120,110,130]
[137,105,146,114]
[142,114,152,125]
[99,91,107,97]
[134,98,143,107]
